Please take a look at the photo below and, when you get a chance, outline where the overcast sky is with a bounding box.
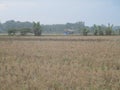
[0,0,120,26]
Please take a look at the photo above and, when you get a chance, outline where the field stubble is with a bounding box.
[0,36,120,90]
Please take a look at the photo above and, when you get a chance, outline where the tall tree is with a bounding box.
[93,24,98,35]
[105,23,113,35]
[33,22,42,36]
[0,22,3,32]
[82,27,89,36]
[98,26,104,35]
[118,29,120,35]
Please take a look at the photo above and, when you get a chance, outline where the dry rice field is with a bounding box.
[0,36,120,90]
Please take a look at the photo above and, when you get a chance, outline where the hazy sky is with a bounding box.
[0,0,120,26]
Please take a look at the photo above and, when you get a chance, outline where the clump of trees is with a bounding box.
[92,25,104,36]
[33,22,42,36]
[105,24,113,35]
[88,24,115,36]
[82,27,89,36]
[7,21,42,36]
[98,26,104,35]
[8,29,17,36]
[7,28,32,36]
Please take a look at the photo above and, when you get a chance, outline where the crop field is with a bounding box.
[0,36,120,90]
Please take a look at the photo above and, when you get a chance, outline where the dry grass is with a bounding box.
[0,36,120,90]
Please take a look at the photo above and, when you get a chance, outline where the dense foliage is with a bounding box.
[33,22,42,36]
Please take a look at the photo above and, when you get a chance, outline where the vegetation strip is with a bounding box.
[0,37,112,41]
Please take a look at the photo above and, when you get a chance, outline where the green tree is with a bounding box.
[93,24,98,35]
[98,26,104,35]
[8,29,17,36]
[82,27,89,36]
[33,22,42,36]
[0,22,3,31]
[105,23,113,35]
[118,29,120,35]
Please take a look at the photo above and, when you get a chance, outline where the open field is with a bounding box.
[0,36,120,90]
[0,35,120,41]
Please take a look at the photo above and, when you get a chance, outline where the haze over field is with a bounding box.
[0,0,120,26]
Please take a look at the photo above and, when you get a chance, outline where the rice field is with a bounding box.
[0,36,120,90]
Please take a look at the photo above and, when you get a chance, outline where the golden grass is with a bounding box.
[0,36,120,90]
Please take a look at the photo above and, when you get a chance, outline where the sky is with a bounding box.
[0,0,120,26]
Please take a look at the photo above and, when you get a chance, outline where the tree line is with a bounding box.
[0,20,120,36]
[3,21,42,36]
[81,23,120,36]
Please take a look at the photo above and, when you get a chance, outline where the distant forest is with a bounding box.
[0,20,120,35]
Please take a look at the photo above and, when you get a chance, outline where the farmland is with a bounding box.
[0,36,120,90]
